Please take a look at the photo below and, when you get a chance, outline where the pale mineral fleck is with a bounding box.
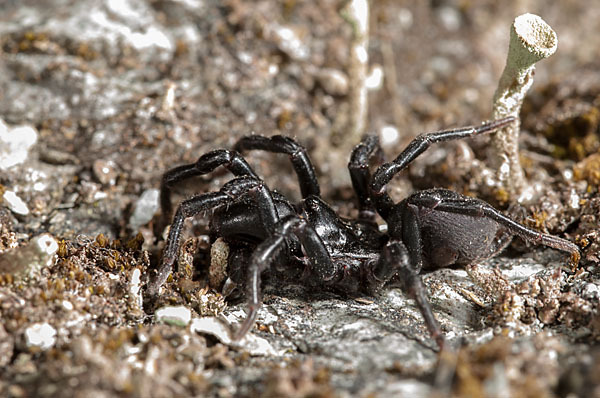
[25,322,57,350]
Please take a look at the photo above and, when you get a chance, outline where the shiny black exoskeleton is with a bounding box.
[147,116,580,347]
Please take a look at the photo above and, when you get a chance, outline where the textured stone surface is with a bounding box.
[0,1,598,396]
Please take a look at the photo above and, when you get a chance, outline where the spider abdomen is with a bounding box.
[413,200,513,269]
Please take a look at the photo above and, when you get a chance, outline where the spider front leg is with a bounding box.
[147,176,279,298]
[369,117,516,219]
[348,135,384,221]
[369,240,445,348]
[160,149,259,228]
[234,135,321,198]
[234,215,336,340]
[368,198,445,348]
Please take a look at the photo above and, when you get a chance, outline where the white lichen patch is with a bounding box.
[2,191,30,216]
[190,317,279,356]
[33,234,59,266]
[129,268,143,308]
[155,305,192,327]
[24,322,57,350]
[0,120,38,171]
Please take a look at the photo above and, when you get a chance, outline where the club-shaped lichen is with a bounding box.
[491,13,557,201]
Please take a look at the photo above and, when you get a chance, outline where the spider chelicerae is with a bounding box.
[146,116,580,347]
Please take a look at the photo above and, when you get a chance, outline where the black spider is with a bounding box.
[146,116,580,347]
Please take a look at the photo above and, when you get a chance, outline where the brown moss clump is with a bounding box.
[522,69,600,161]
[573,152,600,187]
[261,358,334,398]
[544,105,600,160]
[573,197,600,263]
[491,268,595,331]
[450,334,564,398]
[1,30,98,60]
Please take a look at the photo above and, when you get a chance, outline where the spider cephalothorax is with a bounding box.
[146,117,580,347]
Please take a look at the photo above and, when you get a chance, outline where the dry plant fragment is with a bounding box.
[491,13,557,201]
[341,0,369,147]
[209,237,230,289]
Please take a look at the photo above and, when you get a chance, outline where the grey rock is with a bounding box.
[128,188,160,231]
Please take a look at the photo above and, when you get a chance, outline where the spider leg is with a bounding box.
[348,135,384,221]
[370,198,444,347]
[411,193,581,267]
[160,149,260,227]
[233,135,320,198]
[147,176,280,297]
[233,214,336,340]
[369,117,516,219]
[372,240,444,348]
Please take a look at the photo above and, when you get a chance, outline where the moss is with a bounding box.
[95,233,109,248]
[2,31,97,61]
[574,152,600,187]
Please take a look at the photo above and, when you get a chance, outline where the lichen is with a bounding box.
[490,13,558,201]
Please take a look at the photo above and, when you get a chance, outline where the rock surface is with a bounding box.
[0,1,598,397]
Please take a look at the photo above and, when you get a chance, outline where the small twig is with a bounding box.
[459,287,487,308]
[341,0,369,147]
[381,40,405,130]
